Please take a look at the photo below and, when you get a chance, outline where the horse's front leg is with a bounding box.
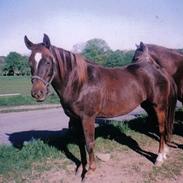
[82,116,96,172]
[155,108,169,165]
[68,118,87,176]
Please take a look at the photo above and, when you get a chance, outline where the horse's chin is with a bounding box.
[36,98,45,102]
[35,96,47,102]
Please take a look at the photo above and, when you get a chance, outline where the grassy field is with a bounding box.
[0,76,31,95]
[0,76,60,106]
[0,113,183,182]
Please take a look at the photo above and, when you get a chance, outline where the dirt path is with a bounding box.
[0,107,69,144]
[0,105,145,145]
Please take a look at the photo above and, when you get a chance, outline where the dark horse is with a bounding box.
[132,42,183,105]
[24,34,176,175]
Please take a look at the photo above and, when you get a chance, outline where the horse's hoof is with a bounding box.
[155,160,163,167]
[155,153,165,166]
[90,163,96,171]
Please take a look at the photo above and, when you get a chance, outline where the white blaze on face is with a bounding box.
[34,53,42,69]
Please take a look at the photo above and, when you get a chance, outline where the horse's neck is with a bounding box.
[148,45,183,61]
[51,47,82,102]
[148,46,183,75]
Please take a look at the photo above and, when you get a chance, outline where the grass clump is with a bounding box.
[0,94,59,107]
[0,139,63,176]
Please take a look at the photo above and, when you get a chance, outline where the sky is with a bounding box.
[0,0,183,56]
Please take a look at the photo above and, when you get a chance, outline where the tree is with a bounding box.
[3,52,30,76]
[0,56,5,76]
[82,38,111,65]
[72,42,86,53]
[105,50,134,67]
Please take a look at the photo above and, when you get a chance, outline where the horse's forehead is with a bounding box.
[35,52,42,62]
[31,45,50,57]
[31,48,50,59]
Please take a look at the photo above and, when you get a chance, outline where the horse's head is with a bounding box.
[132,42,150,63]
[24,34,56,102]
[132,42,160,69]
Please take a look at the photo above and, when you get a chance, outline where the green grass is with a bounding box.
[0,115,183,182]
[0,76,60,106]
[0,140,64,182]
[0,94,59,107]
[0,122,133,182]
[0,76,31,95]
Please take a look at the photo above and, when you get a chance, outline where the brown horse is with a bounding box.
[24,34,176,176]
[132,42,183,105]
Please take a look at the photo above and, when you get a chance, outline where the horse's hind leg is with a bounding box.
[141,101,157,131]
[154,107,169,165]
[81,116,96,173]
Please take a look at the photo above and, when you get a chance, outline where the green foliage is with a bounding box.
[82,38,111,65]
[3,52,30,76]
[177,48,183,54]
[0,56,5,76]
[82,38,134,67]
[105,50,134,67]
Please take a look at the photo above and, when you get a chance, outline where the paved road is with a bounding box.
[0,106,146,145]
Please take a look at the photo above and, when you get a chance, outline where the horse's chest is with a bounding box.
[60,101,78,118]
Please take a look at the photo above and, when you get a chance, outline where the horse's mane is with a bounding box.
[75,54,88,84]
[52,46,87,85]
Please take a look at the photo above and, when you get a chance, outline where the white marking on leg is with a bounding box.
[34,53,42,69]
[162,145,169,160]
[156,153,164,162]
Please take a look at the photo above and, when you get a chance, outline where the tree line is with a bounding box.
[0,38,135,76]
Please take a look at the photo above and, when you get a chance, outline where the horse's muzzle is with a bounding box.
[31,89,47,102]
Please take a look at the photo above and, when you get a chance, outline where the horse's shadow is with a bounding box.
[8,118,158,166]
[7,109,183,179]
[174,110,183,136]
[173,109,183,149]
[119,109,183,149]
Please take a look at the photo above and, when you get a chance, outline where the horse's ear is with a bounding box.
[43,33,51,49]
[139,42,146,51]
[24,35,34,50]
[135,43,140,49]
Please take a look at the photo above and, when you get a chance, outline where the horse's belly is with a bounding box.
[98,100,141,118]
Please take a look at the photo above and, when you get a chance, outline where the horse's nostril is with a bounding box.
[32,90,42,98]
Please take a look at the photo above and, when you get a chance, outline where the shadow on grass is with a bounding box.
[113,109,183,149]
[8,120,157,164]
[173,110,183,149]
[7,110,183,178]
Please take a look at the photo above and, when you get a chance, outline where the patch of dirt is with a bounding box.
[29,136,183,183]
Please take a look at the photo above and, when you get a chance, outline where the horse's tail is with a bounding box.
[165,77,177,143]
